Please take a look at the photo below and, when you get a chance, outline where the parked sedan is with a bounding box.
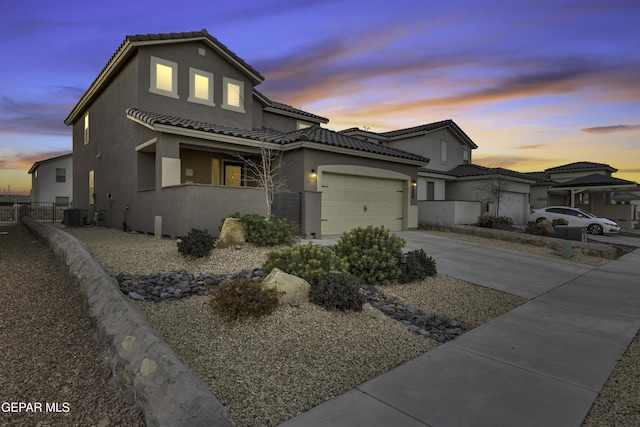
[530,206,620,235]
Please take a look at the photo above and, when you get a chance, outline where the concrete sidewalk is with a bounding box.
[281,235,640,426]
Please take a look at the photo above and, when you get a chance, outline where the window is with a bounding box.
[56,168,66,183]
[222,77,245,112]
[150,56,179,99]
[83,113,89,145]
[188,68,214,106]
[427,181,435,201]
[440,140,448,163]
[55,197,69,206]
[89,170,95,205]
[462,149,470,164]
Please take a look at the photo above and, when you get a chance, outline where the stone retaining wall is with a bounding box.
[22,217,230,427]
[419,221,618,260]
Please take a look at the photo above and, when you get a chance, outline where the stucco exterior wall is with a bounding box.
[418,200,481,224]
[387,128,471,172]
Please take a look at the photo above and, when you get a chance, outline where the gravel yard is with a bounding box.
[0,225,145,427]
[12,223,638,426]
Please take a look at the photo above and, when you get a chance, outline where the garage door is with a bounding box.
[321,172,405,235]
[498,191,527,224]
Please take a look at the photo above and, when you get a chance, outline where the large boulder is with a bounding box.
[216,218,245,249]
[263,268,311,305]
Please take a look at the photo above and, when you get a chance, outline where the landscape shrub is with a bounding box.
[399,249,437,283]
[334,225,405,286]
[210,278,280,321]
[177,228,216,258]
[525,220,554,236]
[310,271,365,312]
[475,213,514,230]
[220,212,296,246]
[263,243,349,287]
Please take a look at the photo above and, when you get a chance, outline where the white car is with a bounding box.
[529,206,620,235]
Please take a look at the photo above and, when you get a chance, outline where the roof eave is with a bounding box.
[263,106,329,124]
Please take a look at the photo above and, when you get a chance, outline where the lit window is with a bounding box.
[84,113,89,145]
[89,170,95,205]
[188,68,214,106]
[56,168,66,183]
[440,140,448,163]
[222,77,245,112]
[150,56,179,99]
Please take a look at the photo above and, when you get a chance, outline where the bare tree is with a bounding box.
[227,137,287,217]
[474,178,511,217]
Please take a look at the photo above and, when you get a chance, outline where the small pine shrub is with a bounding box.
[310,271,365,312]
[399,249,437,283]
[552,218,569,226]
[476,212,495,228]
[210,278,280,321]
[263,243,349,287]
[177,228,215,258]
[334,226,405,286]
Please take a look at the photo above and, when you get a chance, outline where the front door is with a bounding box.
[224,164,242,186]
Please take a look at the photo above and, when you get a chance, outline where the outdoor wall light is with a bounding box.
[311,169,317,178]
[411,180,417,188]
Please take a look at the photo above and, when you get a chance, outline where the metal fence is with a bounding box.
[272,192,303,225]
[0,202,68,224]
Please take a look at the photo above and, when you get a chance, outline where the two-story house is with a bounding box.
[342,122,535,224]
[64,30,429,238]
[28,153,73,205]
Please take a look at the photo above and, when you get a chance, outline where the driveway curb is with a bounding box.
[22,218,230,427]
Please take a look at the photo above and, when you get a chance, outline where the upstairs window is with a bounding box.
[56,168,66,183]
[83,113,89,145]
[440,140,448,163]
[222,77,245,112]
[462,149,470,164]
[188,68,214,106]
[150,56,179,99]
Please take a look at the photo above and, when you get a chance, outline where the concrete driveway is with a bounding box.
[313,230,595,299]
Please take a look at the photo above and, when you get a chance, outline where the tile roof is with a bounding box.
[446,164,536,181]
[126,108,429,163]
[268,101,329,123]
[545,162,617,173]
[552,173,636,188]
[523,171,554,183]
[341,119,478,149]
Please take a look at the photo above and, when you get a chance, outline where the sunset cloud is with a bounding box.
[581,124,640,134]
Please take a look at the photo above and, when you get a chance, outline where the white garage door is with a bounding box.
[498,191,527,224]
[321,172,405,235]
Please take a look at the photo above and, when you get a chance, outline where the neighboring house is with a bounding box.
[64,30,428,238]
[526,161,639,229]
[343,122,535,224]
[27,153,73,205]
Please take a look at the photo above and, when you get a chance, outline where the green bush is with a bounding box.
[334,226,405,286]
[525,220,554,236]
[177,228,216,258]
[210,278,280,321]
[399,249,437,283]
[310,271,365,312]
[220,212,295,246]
[263,243,349,287]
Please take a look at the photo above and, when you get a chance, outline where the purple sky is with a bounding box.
[1,0,639,195]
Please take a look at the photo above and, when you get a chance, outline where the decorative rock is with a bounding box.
[216,218,245,249]
[262,268,311,305]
